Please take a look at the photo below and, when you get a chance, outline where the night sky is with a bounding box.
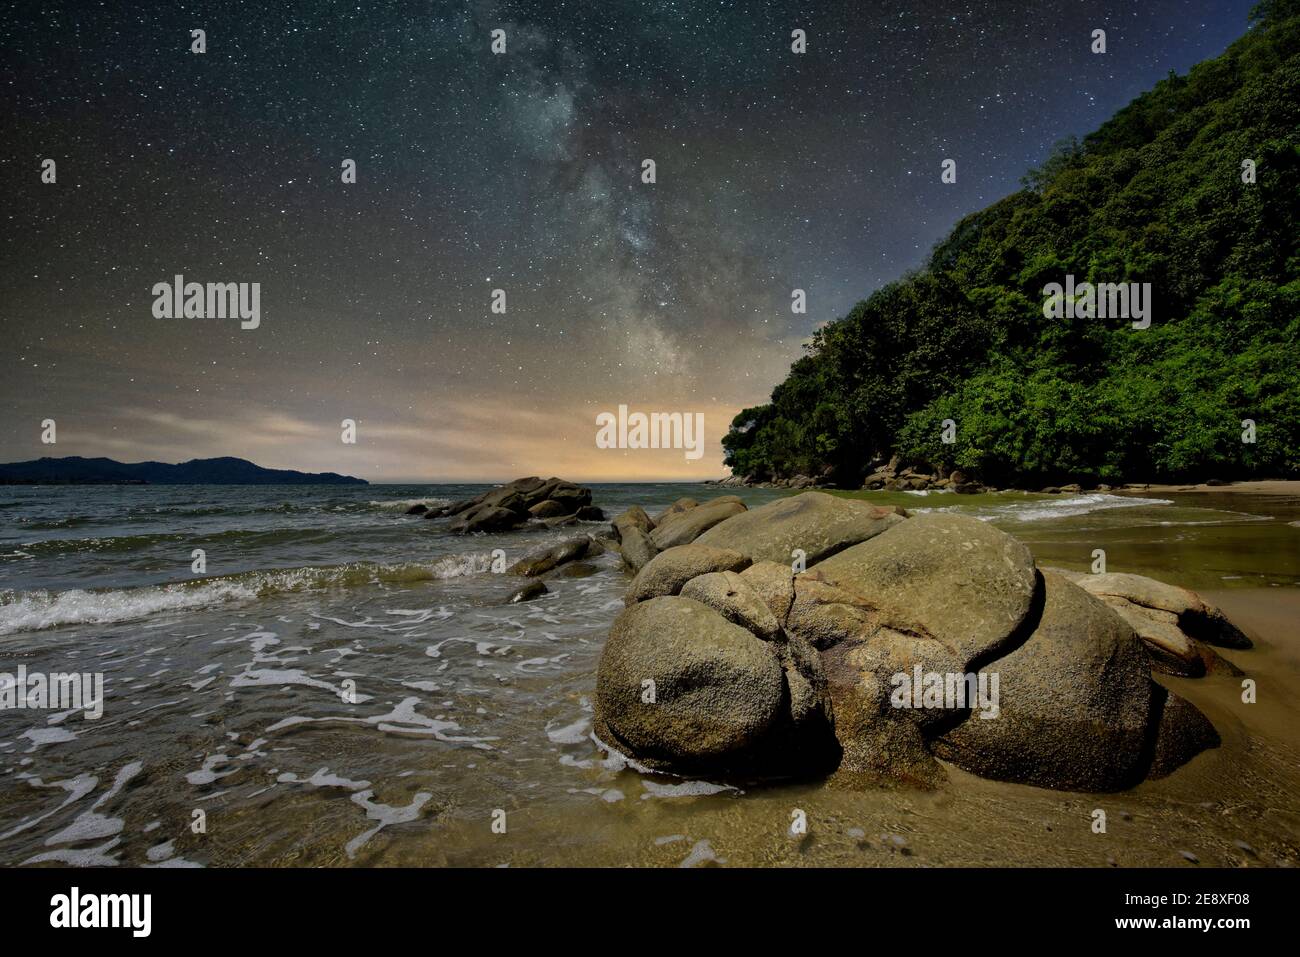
[1,0,1259,481]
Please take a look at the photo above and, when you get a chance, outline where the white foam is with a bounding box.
[367,498,451,511]
[921,492,1173,523]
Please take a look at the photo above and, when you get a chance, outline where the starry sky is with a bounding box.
[0,0,1260,482]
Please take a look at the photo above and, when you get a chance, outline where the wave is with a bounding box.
[366,498,452,511]
[0,553,495,637]
[8,525,354,557]
[922,492,1174,523]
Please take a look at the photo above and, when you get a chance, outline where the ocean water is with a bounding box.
[1,482,1298,867]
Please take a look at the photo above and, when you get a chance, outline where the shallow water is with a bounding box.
[1,483,1297,867]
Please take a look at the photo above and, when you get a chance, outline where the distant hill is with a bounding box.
[0,456,368,486]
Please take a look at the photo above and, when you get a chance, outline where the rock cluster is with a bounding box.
[410,476,602,534]
[593,492,1242,792]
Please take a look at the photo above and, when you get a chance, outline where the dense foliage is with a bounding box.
[724,2,1300,486]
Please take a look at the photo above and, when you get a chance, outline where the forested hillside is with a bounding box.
[723,1,1300,486]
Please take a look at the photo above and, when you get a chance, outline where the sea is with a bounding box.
[1,482,1297,867]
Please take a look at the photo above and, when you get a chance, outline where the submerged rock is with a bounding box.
[507,580,549,603]
[508,536,596,577]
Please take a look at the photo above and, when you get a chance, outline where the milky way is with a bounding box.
[0,0,1257,480]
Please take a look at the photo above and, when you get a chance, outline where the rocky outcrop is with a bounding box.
[592,493,1239,793]
[423,476,594,534]
[1049,568,1250,677]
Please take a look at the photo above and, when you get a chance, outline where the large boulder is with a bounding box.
[649,498,748,550]
[618,526,658,574]
[931,572,1160,791]
[680,571,783,641]
[695,491,902,566]
[625,544,751,604]
[791,512,1038,669]
[591,505,1232,793]
[593,596,837,776]
[593,598,787,769]
[611,505,654,541]
[739,561,796,622]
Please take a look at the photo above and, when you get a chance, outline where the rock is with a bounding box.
[626,544,751,604]
[593,597,787,770]
[507,580,549,603]
[555,561,599,579]
[948,469,968,486]
[795,512,1038,669]
[508,536,594,576]
[695,491,902,567]
[1060,483,1083,493]
[1096,484,1114,492]
[444,476,594,530]
[1145,686,1221,778]
[652,498,698,525]
[611,505,654,541]
[575,505,605,521]
[528,499,567,518]
[739,561,796,622]
[649,498,748,549]
[1101,598,1207,677]
[618,526,659,574]
[932,572,1158,791]
[405,503,428,515]
[680,571,783,641]
[1040,486,1061,495]
[1072,572,1252,649]
[449,504,524,534]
